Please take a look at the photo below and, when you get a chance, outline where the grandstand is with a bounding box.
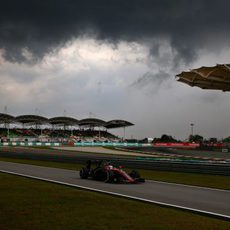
[0,113,134,143]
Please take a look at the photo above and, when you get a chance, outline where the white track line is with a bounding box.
[0,169,230,220]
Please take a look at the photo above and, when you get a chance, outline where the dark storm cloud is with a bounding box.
[1,0,230,62]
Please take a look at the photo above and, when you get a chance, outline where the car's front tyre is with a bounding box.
[129,170,140,179]
[104,170,115,183]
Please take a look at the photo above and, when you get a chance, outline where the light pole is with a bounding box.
[123,127,126,141]
[7,123,10,140]
[190,123,194,137]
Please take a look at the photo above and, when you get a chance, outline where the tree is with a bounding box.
[189,134,203,143]
[223,137,230,143]
[160,134,178,142]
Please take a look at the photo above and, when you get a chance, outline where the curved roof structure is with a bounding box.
[78,118,106,127]
[105,120,134,129]
[15,115,49,124]
[49,116,78,126]
[0,113,15,124]
[176,64,230,91]
[0,114,134,130]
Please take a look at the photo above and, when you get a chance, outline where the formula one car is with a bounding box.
[79,160,145,183]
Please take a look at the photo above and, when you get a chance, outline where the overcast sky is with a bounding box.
[1,0,230,140]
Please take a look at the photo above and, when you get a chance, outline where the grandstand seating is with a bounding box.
[0,113,133,143]
[0,127,119,142]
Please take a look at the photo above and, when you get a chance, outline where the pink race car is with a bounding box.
[80,160,145,183]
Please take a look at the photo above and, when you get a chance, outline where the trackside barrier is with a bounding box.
[0,142,151,147]
[153,142,200,148]
[0,142,61,147]
[74,142,151,147]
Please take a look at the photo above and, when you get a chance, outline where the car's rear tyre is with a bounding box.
[80,167,89,179]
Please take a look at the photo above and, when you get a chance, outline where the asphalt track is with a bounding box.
[1,147,230,175]
[0,161,230,220]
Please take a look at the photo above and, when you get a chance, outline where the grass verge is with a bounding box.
[0,156,230,190]
[0,173,229,230]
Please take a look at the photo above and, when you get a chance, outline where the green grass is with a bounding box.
[0,156,81,170]
[1,156,230,190]
[0,173,229,230]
